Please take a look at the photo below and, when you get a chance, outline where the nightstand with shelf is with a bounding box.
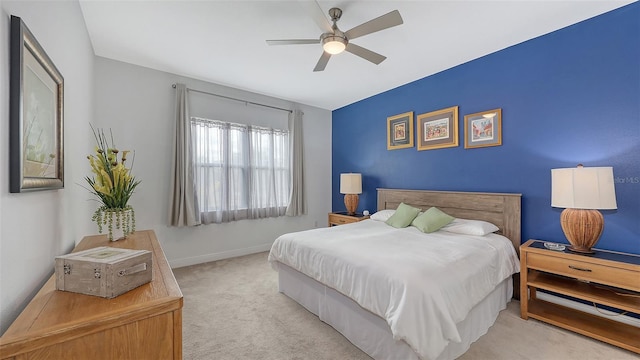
[328,212,370,226]
[520,239,640,354]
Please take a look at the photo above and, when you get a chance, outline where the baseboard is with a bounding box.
[169,243,273,269]
[537,292,640,327]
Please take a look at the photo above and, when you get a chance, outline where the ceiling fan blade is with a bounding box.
[344,10,403,40]
[313,51,331,72]
[266,39,320,46]
[345,43,386,65]
[301,0,333,33]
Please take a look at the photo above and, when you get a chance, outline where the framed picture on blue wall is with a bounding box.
[464,108,502,149]
[417,106,459,151]
[387,111,414,150]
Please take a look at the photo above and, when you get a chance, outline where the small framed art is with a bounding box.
[387,111,414,150]
[464,108,502,149]
[10,15,64,192]
[416,106,458,151]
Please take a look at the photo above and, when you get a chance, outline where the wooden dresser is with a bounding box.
[0,230,183,360]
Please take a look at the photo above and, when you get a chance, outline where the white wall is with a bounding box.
[93,57,332,268]
[0,1,94,334]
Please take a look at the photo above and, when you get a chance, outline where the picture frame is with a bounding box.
[464,108,502,149]
[416,106,458,151]
[10,15,64,192]
[387,111,414,150]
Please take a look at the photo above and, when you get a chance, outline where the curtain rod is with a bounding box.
[172,84,292,114]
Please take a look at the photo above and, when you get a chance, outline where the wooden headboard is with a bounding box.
[377,188,522,250]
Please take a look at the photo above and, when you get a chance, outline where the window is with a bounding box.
[191,117,290,223]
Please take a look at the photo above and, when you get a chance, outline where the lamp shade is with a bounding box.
[340,173,362,194]
[551,166,617,210]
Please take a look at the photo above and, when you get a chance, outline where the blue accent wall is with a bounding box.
[331,3,640,254]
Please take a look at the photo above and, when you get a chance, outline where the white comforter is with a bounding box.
[268,219,520,360]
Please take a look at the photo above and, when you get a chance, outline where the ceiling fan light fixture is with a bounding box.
[267,7,403,71]
[322,35,347,54]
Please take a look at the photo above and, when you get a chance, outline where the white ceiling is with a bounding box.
[79,0,634,110]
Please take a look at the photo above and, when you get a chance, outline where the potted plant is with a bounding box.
[85,127,141,241]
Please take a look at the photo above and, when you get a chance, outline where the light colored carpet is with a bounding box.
[173,252,638,360]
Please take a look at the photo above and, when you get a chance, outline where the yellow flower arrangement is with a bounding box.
[86,127,141,240]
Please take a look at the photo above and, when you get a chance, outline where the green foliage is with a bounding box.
[86,126,141,240]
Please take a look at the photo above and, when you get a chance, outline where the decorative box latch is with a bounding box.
[94,268,101,279]
[63,264,71,275]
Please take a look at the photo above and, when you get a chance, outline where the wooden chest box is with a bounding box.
[55,246,152,298]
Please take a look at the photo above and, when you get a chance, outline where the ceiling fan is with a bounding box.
[266,2,403,72]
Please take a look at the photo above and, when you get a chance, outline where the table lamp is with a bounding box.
[551,164,617,253]
[340,173,362,215]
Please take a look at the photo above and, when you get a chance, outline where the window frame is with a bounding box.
[191,117,290,219]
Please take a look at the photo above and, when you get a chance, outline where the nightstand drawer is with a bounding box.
[328,212,369,226]
[329,214,350,225]
[527,253,640,291]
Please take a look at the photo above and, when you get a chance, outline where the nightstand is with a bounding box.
[519,239,640,354]
[328,212,370,226]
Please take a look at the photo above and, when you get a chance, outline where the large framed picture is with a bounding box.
[464,108,502,149]
[387,111,414,150]
[416,106,458,151]
[10,15,64,192]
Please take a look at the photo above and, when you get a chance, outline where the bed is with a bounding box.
[268,189,522,360]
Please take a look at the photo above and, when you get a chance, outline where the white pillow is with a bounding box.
[370,209,395,222]
[440,218,499,236]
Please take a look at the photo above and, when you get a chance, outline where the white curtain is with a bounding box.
[168,83,201,227]
[286,109,306,216]
[248,125,290,218]
[192,118,290,224]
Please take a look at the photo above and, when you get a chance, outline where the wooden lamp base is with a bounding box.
[344,194,359,215]
[560,208,604,254]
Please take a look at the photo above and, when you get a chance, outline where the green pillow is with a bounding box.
[411,207,455,233]
[385,203,421,228]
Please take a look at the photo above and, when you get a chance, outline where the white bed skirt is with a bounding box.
[276,262,512,360]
